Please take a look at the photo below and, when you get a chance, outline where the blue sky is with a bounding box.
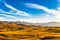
[0,0,60,23]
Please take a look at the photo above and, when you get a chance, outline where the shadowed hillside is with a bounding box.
[0,21,60,40]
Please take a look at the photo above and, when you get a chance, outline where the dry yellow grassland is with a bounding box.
[0,22,60,40]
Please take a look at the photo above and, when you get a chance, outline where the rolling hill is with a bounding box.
[0,21,60,40]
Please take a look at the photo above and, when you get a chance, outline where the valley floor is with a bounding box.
[0,27,60,40]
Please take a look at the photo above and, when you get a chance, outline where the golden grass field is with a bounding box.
[0,22,60,40]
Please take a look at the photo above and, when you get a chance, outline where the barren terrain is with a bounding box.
[0,21,60,40]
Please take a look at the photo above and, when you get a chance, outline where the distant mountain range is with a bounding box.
[20,21,60,26]
[38,22,60,26]
[0,21,60,26]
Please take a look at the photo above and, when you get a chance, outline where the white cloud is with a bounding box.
[0,17,6,21]
[25,3,58,15]
[4,1,32,17]
[0,8,33,21]
[0,9,19,18]
[17,18,53,23]
[0,1,32,22]
[0,9,9,13]
[0,14,17,18]
[25,3,60,22]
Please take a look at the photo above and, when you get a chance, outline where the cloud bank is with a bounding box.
[25,3,60,22]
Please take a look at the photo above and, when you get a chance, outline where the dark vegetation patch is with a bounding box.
[0,34,8,37]
[40,36,57,40]
[46,29,60,33]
